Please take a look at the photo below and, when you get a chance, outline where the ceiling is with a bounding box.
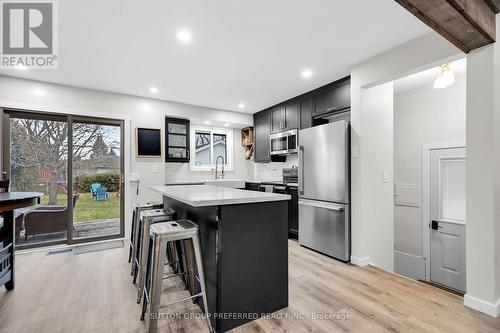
[0,0,430,113]
[394,58,466,93]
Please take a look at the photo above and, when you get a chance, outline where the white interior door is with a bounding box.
[430,147,466,292]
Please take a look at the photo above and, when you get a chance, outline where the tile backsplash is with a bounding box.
[252,155,298,180]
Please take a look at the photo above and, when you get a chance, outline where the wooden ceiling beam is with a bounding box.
[395,0,497,53]
[483,0,500,13]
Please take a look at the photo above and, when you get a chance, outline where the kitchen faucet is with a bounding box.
[215,156,225,180]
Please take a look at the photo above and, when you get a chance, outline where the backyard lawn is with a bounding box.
[40,192,120,223]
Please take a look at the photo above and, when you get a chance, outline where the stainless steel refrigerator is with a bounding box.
[298,120,350,261]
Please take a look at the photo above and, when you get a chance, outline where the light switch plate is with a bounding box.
[152,165,160,174]
[351,145,359,158]
[382,171,389,183]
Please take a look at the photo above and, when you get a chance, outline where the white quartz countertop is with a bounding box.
[150,184,291,207]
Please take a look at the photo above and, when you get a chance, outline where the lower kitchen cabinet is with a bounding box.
[245,182,261,192]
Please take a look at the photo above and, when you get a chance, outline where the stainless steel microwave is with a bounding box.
[270,129,298,155]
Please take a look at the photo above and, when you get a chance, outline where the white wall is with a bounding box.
[359,82,394,272]
[350,32,461,269]
[0,75,253,238]
[393,73,466,258]
[464,15,500,316]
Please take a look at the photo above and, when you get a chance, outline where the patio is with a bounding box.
[12,190,121,247]
[15,218,120,246]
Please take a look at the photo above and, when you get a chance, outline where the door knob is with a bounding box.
[431,220,443,230]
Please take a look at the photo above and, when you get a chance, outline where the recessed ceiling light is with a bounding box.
[204,120,211,125]
[177,30,192,43]
[16,64,27,71]
[238,103,245,109]
[149,87,158,93]
[224,123,229,127]
[301,69,313,79]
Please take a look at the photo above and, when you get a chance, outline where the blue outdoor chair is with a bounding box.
[94,186,109,201]
[90,183,101,197]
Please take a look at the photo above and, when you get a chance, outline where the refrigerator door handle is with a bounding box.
[299,199,345,211]
[299,146,304,195]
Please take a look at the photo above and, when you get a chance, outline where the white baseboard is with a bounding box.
[394,250,426,281]
[464,294,500,318]
[350,255,371,266]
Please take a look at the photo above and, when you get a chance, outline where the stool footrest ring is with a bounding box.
[159,293,202,309]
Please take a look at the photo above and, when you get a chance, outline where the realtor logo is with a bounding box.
[1,0,58,69]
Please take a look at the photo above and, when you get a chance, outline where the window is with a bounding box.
[190,126,233,171]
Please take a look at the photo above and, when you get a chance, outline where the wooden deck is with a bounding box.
[1,240,499,332]
[15,219,120,246]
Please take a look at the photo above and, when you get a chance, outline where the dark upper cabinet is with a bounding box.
[254,110,271,162]
[313,80,351,116]
[271,101,299,133]
[284,100,298,130]
[299,95,313,130]
[165,117,190,163]
[270,105,284,134]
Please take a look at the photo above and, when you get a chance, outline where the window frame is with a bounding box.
[189,125,233,172]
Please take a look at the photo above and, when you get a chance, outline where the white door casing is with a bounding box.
[429,147,466,292]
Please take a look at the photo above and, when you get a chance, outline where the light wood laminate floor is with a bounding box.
[1,240,499,333]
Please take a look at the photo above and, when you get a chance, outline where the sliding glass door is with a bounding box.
[6,113,69,247]
[71,118,122,241]
[2,110,124,249]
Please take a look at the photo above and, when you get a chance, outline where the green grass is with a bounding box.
[40,192,120,223]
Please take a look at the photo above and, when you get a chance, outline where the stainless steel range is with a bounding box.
[258,167,299,238]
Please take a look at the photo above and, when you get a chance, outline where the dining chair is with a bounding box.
[0,179,9,192]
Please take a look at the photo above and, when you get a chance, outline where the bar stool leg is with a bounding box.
[148,237,168,333]
[128,209,136,266]
[184,239,196,296]
[192,235,213,333]
[140,237,153,321]
[137,218,150,303]
[132,214,142,284]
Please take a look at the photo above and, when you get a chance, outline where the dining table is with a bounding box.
[0,192,42,291]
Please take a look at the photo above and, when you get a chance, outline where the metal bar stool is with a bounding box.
[136,209,176,300]
[140,220,212,333]
[129,202,164,275]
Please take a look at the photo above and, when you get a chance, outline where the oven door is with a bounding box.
[286,130,298,154]
[270,129,297,155]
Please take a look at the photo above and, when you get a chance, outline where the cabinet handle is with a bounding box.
[187,150,190,159]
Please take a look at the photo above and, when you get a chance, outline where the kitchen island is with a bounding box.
[150,185,290,333]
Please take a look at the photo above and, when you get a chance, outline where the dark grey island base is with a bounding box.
[163,195,289,332]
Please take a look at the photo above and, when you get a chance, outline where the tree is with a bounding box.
[91,134,108,158]
[10,119,113,205]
